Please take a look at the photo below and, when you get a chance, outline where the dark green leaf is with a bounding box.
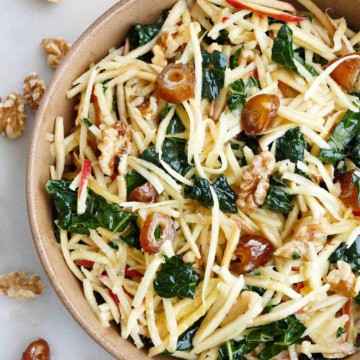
[355,292,360,304]
[201,50,228,100]
[349,143,360,168]
[270,175,287,187]
[153,256,200,299]
[219,315,305,360]
[227,79,246,111]
[184,176,213,208]
[127,23,162,62]
[238,133,260,156]
[336,327,346,338]
[246,75,261,89]
[293,253,301,260]
[262,187,294,214]
[82,118,93,128]
[213,175,238,214]
[272,25,316,77]
[272,25,298,73]
[352,171,360,205]
[276,127,308,163]
[230,47,243,69]
[176,317,203,351]
[46,180,140,248]
[329,236,360,275]
[185,175,237,214]
[125,171,147,195]
[319,110,360,164]
[161,103,186,134]
[167,116,186,135]
[141,138,192,176]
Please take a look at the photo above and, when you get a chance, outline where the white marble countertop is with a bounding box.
[0,1,119,358]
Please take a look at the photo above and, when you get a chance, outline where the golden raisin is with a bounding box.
[156,63,195,104]
[241,94,280,135]
[140,213,176,254]
[230,235,274,274]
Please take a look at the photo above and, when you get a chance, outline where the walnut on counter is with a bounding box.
[237,151,275,213]
[0,93,27,140]
[41,37,71,68]
[0,272,45,300]
[23,73,46,111]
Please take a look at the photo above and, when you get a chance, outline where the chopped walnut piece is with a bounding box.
[23,73,46,111]
[98,122,131,176]
[0,272,45,300]
[0,93,27,139]
[41,37,71,68]
[238,151,275,212]
[325,261,358,297]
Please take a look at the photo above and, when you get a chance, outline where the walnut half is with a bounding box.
[41,37,71,68]
[0,272,45,300]
[238,151,275,213]
[23,73,46,111]
[0,93,27,140]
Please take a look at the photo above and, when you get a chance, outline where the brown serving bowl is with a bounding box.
[27,0,360,359]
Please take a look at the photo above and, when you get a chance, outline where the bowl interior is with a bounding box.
[27,0,360,359]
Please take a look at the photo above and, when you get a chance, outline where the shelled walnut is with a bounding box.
[41,37,71,68]
[23,73,46,111]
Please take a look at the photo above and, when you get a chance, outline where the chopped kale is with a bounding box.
[125,171,147,195]
[262,187,294,214]
[276,127,308,163]
[46,180,140,248]
[153,256,200,299]
[201,50,228,100]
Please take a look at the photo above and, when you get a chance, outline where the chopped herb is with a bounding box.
[270,175,287,187]
[46,180,140,248]
[276,127,308,163]
[154,226,162,241]
[153,256,200,299]
[201,50,228,100]
[125,171,147,195]
[246,75,261,89]
[161,103,186,134]
[219,315,306,360]
[329,235,360,276]
[82,118,93,128]
[293,253,301,260]
[336,327,346,338]
[319,110,360,164]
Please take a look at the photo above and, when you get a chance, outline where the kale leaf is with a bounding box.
[127,23,161,62]
[319,110,360,164]
[46,180,140,248]
[140,138,192,176]
[125,171,146,195]
[153,256,200,299]
[329,235,360,276]
[271,25,298,73]
[276,127,308,163]
[227,76,261,112]
[227,79,246,111]
[230,47,243,69]
[161,103,186,135]
[213,175,238,214]
[184,175,237,214]
[272,25,316,76]
[201,50,228,100]
[219,315,306,360]
[262,187,294,214]
[184,175,213,208]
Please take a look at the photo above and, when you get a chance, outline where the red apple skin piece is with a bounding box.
[226,0,306,23]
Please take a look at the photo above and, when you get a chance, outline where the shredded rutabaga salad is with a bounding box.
[45,0,360,358]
